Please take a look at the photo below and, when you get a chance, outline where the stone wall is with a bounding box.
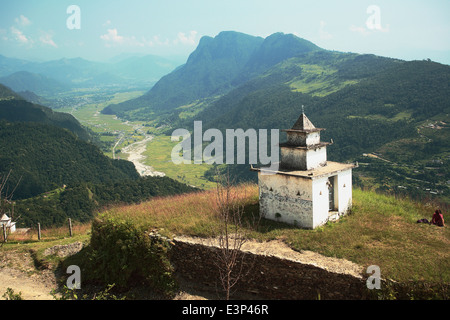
[170,238,368,300]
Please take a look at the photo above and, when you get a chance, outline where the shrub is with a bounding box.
[80,217,178,297]
[2,288,23,300]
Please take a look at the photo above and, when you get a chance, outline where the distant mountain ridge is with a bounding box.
[0,71,70,95]
[101,31,323,117]
[0,53,182,92]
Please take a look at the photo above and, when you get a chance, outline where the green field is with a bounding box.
[285,63,359,97]
[67,91,145,131]
[143,135,216,190]
[57,89,217,190]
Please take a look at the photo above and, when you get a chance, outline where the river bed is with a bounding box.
[121,135,165,177]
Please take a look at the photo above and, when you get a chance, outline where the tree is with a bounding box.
[212,170,258,300]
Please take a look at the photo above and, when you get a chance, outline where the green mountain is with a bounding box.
[0,71,70,95]
[101,31,449,201]
[196,57,449,157]
[0,84,199,227]
[196,56,449,200]
[0,84,91,141]
[102,31,264,117]
[103,31,324,118]
[0,84,139,199]
[236,32,323,84]
[15,175,197,228]
[15,90,53,106]
[0,121,139,199]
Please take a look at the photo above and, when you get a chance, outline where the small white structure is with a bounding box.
[0,214,16,233]
[253,110,356,229]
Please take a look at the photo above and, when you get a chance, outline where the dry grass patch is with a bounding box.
[101,184,259,238]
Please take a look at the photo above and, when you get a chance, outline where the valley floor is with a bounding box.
[121,134,165,177]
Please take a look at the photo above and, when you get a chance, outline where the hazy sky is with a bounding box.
[1,0,449,64]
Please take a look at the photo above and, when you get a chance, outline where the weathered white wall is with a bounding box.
[311,170,353,228]
[281,146,327,171]
[306,132,321,146]
[286,131,307,146]
[286,131,321,146]
[337,169,353,214]
[258,173,314,228]
[281,148,307,170]
[305,147,327,170]
[258,169,353,229]
[312,176,330,228]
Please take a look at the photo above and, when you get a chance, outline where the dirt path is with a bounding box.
[0,250,58,300]
[174,235,364,278]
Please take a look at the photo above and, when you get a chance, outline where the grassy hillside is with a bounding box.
[98,184,449,284]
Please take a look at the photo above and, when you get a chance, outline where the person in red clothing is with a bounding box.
[431,209,445,227]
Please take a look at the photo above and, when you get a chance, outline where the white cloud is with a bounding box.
[175,31,198,45]
[100,28,125,46]
[319,21,332,40]
[15,15,31,27]
[39,31,57,48]
[10,26,30,44]
[100,28,197,49]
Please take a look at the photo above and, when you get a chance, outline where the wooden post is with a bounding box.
[68,218,73,237]
[2,224,7,243]
[37,223,41,241]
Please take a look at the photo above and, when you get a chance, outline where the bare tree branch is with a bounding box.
[212,168,259,300]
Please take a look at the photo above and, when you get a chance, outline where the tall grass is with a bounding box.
[100,184,258,238]
[99,184,449,283]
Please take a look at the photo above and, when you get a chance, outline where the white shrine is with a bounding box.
[253,109,356,229]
